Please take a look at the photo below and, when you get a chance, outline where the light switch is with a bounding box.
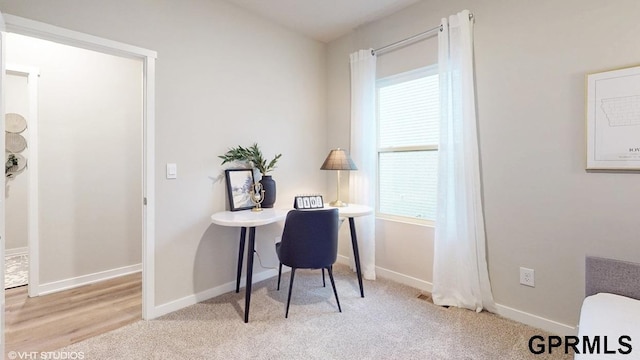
[166,163,177,179]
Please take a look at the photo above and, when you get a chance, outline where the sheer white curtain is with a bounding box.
[349,49,377,280]
[432,10,495,312]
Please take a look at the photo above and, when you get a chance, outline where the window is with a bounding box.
[377,66,439,223]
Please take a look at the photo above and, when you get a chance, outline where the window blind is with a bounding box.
[377,67,439,221]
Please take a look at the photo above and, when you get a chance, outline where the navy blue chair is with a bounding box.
[275,208,342,318]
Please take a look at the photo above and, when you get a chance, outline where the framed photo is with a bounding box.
[225,169,255,211]
[586,64,640,170]
[294,195,324,209]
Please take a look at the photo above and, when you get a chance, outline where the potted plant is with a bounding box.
[219,143,282,208]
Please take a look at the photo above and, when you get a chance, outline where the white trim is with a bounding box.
[5,63,38,74]
[4,247,28,257]
[376,64,438,87]
[38,264,142,296]
[338,254,576,335]
[376,264,432,292]
[337,254,433,292]
[494,303,577,336]
[152,268,282,318]
[142,57,156,320]
[26,66,38,298]
[3,15,156,59]
[6,63,40,298]
[4,14,157,319]
[1,12,7,356]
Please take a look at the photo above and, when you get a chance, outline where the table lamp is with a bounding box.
[320,148,357,207]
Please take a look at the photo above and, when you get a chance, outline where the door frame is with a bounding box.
[2,14,157,320]
[1,10,8,357]
[5,64,39,297]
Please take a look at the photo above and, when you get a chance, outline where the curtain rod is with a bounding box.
[371,12,474,56]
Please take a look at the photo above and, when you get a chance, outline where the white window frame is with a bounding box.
[376,65,439,226]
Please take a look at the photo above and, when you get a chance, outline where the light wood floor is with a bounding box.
[5,272,141,354]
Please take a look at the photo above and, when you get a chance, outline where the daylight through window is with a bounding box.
[377,66,439,222]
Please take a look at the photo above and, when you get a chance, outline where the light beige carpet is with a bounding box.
[59,264,573,359]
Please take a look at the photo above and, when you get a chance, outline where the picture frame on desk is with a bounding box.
[294,195,324,209]
[225,169,255,211]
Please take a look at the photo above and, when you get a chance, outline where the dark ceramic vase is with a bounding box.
[259,175,276,208]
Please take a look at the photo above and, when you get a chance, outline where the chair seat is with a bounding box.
[275,209,341,318]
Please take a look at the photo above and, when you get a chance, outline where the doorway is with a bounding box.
[0,13,157,355]
[5,32,144,298]
[4,31,143,350]
[4,64,38,294]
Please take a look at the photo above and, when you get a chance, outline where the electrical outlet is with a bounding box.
[520,267,535,287]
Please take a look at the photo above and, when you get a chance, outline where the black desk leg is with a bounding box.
[236,227,247,293]
[244,226,256,323]
[348,217,365,298]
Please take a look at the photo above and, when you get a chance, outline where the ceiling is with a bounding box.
[224,0,421,43]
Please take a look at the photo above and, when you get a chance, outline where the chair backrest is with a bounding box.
[278,208,340,269]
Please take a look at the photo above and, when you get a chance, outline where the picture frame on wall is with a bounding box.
[586,64,640,170]
[225,169,255,211]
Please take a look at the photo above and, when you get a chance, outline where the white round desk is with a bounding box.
[211,208,287,323]
[211,205,373,322]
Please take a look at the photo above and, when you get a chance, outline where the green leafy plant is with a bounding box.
[219,143,282,175]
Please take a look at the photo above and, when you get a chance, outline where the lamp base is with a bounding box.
[329,200,348,207]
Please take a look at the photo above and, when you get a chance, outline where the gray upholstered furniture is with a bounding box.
[585,256,640,299]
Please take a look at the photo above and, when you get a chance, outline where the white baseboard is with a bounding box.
[151,256,577,335]
[337,254,576,336]
[337,254,433,292]
[376,265,433,293]
[494,304,576,336]
[38,263,142,296]
[5,247,28,257]
[152,268,284,319]
[335,255,351,267]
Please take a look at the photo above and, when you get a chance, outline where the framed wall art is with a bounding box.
[224,169,255,211]
[586,64,640,170]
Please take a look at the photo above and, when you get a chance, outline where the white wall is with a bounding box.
[0,0,327,307]
[6,33,143,285]
[328,0,640,332]
[5,72,29,251]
